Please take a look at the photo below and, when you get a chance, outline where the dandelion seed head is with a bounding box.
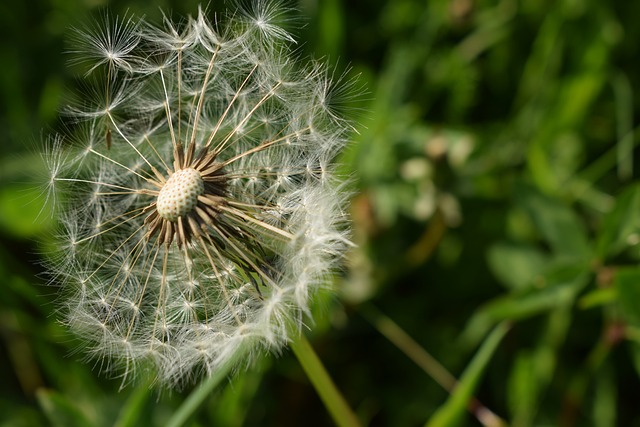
[42,3,355,388]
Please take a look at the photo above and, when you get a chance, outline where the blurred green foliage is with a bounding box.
[2,0,640,426]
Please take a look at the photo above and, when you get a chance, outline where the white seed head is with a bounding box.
[157,168,204,221]
[42,3,355,389]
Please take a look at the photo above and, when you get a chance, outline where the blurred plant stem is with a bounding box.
[0,310,44,396]
[166,335,360,427]
[570,124,640,209]
[165,344,251,427]
[360,304,507,427]
[114,378,153,427]
[406,209,447,267]
[612,72,634,181]
[427,322,510,427]
[559,322,619,426]
[290,334,362,427]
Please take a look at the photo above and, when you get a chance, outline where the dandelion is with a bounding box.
[43,3,353,388]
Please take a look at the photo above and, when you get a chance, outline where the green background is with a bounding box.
[2,0,640,426]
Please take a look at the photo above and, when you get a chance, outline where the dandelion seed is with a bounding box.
[43,4,353,387]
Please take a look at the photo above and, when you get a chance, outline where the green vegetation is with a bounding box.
[2,0,640,425]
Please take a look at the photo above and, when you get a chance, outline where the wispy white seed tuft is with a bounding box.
[42,3,355,388]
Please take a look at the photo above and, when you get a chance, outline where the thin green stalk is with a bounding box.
[360,304,506,427]
[360,304,456,391]
[613,72,633,180]
[575,125,640,188]
[290,334,362,427]
[166,345,250,427]
[560,326,614,426]
[426,322,510,427]
[114,378,153,427]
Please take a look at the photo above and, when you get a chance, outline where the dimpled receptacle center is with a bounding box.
[157,168,205,221]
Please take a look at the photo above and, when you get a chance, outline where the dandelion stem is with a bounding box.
[165,345,250,427]
[114,377,153,427]
[290,334,362,427]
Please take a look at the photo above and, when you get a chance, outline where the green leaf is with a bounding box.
[516,185,591,260]
[36,389,93,427]
[425,322,510,427]
[596,184,640,259]
[525,16,610,194]
[613,267,640,326]
[507,352,538,426]
[593,366,617,427]
[461,263,587,346]
[487,242,549,290]
[578,287,617,310]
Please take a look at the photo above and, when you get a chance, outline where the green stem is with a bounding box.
[426,322,510,427]
[290,334,362,427]
[114,378,153,427]
[360,304,506,427]
[166,345,249,427]
[560,326,614,426]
